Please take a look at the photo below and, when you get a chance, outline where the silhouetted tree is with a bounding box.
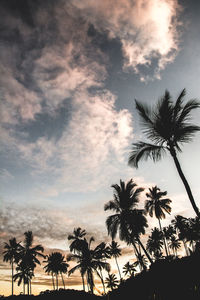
[172,215,189,255]
[105,273,118,291]
[108,241,122,281]
[145,186,171,256]
[123,262,136,277]
[169,236,181,256]
[163,225,176,255]
[19,231,45,294]
[104,179,152,265]
[128,89,200,216]
[68,237,109,294]
[3,237,21,296]
[13,261,33,295]
[146,227,163,259]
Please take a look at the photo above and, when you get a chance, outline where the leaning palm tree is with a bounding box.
[108,241,122,281]
[105,273,118,291]
[145,186,172,256]
[3,237,21,296]
[128,89,200,216]
[104,179,153,265]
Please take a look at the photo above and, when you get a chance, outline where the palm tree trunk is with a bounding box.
[81,274,85,291]
[60,272,65,289]
[114,256,122,281]
[23,279,25,295]
[56,273,58,290]
[99,269,106,294]
[11,259,14,296]
[136,237,153,264]
[132,242,145,271]
[170,149,200,217]
[52,272,55,290]
[30,280,32,295]
[158,218,169,257]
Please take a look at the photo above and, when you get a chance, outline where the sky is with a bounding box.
[1,0,200,296]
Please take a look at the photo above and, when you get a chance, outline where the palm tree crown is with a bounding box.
[128,89,200,216]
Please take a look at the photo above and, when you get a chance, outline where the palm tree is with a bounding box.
[105,273,118,291]
[19,231,45,294]
[3,237,21,296]
[123,262,136,277]
[68,227,87,290]
[108,241,122,281]
[13,261,33,295]
[104,179,153,265]
[68,237,110,294]
[146,227,163,259]
[134,253,148,271]
[168,236,181,257]
[43,252,69,290]
[68,227,87,253]
[145,186,172,256]
[163,225,176,255]
[128,89,200,216]
[172,215,189,255]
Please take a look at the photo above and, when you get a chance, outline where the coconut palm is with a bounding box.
[43,252,69,290]
[19,231,45,294]
[108,241,122,281]
[105,273,118,291]
[169,236,181,257]
[3,237,21,296]
[13,261,33,295]
[128,89,200,216]
[104,179,152,265]
[68,237,110,294]
[163,225,176,255]
[145,186,172,256]
[134,253,148,271]
[172,215,189,255]
[68,227,87,253]
[146,227,163,258]
[123,262,136,277]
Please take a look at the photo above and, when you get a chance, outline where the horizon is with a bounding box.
[1,0,200,296]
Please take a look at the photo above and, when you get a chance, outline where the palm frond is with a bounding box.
[128,142,166,168]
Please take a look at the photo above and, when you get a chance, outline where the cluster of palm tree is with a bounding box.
[3,231,45,296]
[3,89,200,296]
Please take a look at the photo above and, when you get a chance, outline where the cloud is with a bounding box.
[72,0,182,80]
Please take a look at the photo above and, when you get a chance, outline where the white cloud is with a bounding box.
[72,0,182,80]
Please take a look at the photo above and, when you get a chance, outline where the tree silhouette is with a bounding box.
[13,261,33,295]
[108,241,122,281]
[169,236,181,256]
[145,186,172,256]
[146,227,163,259]
[68,237,109,294]
[3,237,21,296]
[163,225,176,255]
[123,261,136,277]
[105,273,118,291]
[128,89,200,216]
[104,179,152,265]
[172,215,189,255]
[19,231,45,294]
[68,227,87,253]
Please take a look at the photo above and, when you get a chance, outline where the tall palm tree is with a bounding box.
[104,179,153,265]
[123,262,136,277]
[19,231,45,294]
[105,273,118,291]
[108,241,122,281]
[128,89,200,216]
[145,186,172,256]
[3,238,21,296]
